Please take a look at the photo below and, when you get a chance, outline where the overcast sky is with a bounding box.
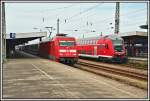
[5,2,147,41]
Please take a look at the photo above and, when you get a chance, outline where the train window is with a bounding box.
[91,40,93,44]
[59,41,75,46]
[94,40,96,44]
[100,44,103,48]
[105,44,109,49]
[112,40,122,45]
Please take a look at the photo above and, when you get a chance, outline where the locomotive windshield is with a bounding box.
[112,40,123,52]
[112,40,122,45]
[59,41,75,46]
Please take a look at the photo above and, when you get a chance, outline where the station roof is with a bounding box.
[119,31,147,37]
[6,32,47,45]
[119,31,148,44]
[140,25,148,29]
[6,32,47,39]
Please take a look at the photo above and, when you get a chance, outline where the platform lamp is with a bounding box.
[45,27,55,38]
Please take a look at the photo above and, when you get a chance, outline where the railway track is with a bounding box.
[74,60,148,89]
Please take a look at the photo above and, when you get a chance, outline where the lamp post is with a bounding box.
[45,27,55,38]
[2,2,6,61]
[109,22,114,34]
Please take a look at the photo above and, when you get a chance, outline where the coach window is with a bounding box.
[94,40,96,44]
[100,44,103,48]
[105,44,109,49]
[91,40,93,44]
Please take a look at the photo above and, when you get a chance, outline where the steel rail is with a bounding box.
[77,61,148,81]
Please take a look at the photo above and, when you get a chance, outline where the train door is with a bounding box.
[94,46,97,55]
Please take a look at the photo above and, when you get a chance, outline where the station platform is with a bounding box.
[128,57,148,61]
[2,51,147,99]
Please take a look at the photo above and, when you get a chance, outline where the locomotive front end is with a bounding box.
[58,39,78,65]
[112,37,127,63]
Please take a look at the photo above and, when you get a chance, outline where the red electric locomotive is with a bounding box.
[39,33,78,65]
[77,34,127,63]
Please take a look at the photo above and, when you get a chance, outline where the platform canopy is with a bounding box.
[119,31,147,45]
[119,31,147,37]
[6,32,47,45]
[140,25,148,29]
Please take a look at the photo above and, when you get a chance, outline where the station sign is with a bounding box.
[10,33,16,38]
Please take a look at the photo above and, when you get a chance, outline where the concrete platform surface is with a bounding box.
[2,51,147,99]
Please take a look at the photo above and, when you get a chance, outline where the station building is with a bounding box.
[120,31,148,57]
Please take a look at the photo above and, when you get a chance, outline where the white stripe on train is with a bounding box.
[79,54,113,59]
[59,50,76,52]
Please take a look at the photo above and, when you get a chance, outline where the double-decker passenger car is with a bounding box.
[39,34,78,65]
[77,34,127,63]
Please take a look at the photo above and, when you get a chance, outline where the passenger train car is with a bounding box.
[22,34,78,65]
[77,34,127,63]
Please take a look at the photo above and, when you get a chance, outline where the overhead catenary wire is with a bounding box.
[70,8,147,30]
[65,3,103,21]
[40,4,79,35]
[44,4,78,19]
[64,3,104,23]
[44,4,147,36]
[54,3,103,34]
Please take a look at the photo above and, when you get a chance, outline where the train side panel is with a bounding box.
[77,35,127,63]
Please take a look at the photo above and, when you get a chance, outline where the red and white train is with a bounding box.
[23,34,78,65]
[77,34,127,63]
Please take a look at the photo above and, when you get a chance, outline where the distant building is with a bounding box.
[119,31,148,57]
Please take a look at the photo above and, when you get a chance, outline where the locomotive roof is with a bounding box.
[39,35,75,44]
[77,34,123,41]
